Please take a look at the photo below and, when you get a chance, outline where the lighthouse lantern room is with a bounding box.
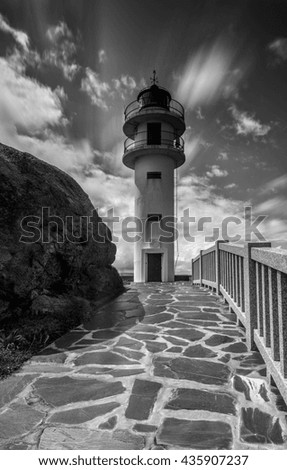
[123,71,186,282]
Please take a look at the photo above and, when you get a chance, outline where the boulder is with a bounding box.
[0,142,123,323]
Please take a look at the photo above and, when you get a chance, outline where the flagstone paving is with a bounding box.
[1,283,287,450]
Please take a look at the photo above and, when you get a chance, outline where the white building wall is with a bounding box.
[134,153,175,282]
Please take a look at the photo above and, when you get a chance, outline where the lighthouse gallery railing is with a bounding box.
[192,241,287,404]
[124,130,184,154]
[124,98,185,121]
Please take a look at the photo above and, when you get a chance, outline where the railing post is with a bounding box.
[277,271,287,378]
[215,240,228,295]
[244,242,271,350]
[199,250,203,287]
[191,259,194,284]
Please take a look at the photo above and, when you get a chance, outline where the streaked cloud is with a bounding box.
[175,38,245,109]
[0,13,29,51]
[268,37,287,63]
[260,174,287,195]
[112,75,137,99]
[44,21,80,80]
[98,49,107,63]
[81,68,111,110]
[176,172,247,267]
[81,69,138,109]
[230,105,271,138]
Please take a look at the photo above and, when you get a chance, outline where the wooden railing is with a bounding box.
[192,241,287,404]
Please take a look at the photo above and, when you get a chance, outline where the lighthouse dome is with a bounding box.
[137,84,171,110]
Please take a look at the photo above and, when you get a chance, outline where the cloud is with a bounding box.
[43,21,80,80]
[255,197,287,217]
[112,75,137,99]
[260,174,287,195]
[0,13,29,51]
[268,38,287,63]
[253,197,287,247]
[206,165,228,178]
[0,54,95,175]
[230,105,271,138]
[98,49,107,63]
[175,38,245,109]
[195,107,204,120]
[0,57,65,134]
[175,173,247,270]
[224,183,237,189]
[81,69,138,109]
[0,17,79,81]
[81,68,111,110]
[5,45,41,74]
[76,167,135,271]
[217,151,228,161]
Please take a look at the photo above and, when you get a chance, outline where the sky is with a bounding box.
[0,0,286,273]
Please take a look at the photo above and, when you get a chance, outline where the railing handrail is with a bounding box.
[124,130,184,154]
[124,98,185,121]
[194,242,287,271]
[202,245,216,255]
[251,246,287,274]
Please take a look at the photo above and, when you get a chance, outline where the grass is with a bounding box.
[0,298,89,380]
[0,290,125,380]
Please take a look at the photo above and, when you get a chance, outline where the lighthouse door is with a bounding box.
[147,253,162,282]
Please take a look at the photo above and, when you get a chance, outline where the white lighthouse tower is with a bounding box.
[123,72,186,282]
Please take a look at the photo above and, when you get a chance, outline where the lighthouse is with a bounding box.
[123,72,186,282]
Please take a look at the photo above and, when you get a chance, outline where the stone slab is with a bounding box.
[0,375,35,408]
[33,376,125,406]
[32,352,67,363]
[55,331,86,349]
[142,313,173,324]
[133,424,157,433]
[240,407,284,444]
[74,351,138,366]
[222,342,248,353]
[99,416,117,430]
[0,403,44,439]
[48,402,120,424]
[165,328,205,342]
[125,379,162,420]
[115,336,143,350]
[157,418,233,449]
[110,369,145,377]
[113,347,144,361]
[145,341,167,353]
[165,388,236,415]
[162,335,189,346]
[154,357,231,385]
[205,334,235,347]
[184,344,217,358]
[39,427,145,450]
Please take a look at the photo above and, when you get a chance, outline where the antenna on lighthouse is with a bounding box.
[150,70,158,85]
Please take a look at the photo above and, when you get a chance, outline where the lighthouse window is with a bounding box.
[147,172,161,179]
[147,123,161,145]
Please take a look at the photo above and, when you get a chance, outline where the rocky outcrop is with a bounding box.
[0,142,123,324]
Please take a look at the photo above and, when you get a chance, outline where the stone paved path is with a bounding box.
[1,283,287,450]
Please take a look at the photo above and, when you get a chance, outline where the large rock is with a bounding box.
[0,142,123,322]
